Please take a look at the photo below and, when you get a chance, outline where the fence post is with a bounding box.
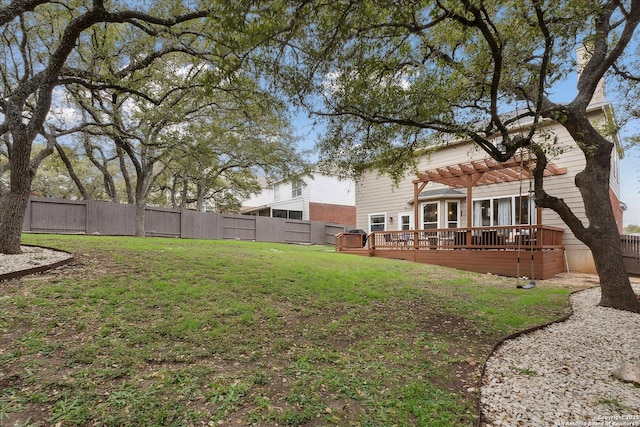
[22,198,32,232]
[180,208,185,239]
[85,200,93,234]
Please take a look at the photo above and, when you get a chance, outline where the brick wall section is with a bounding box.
[610,189,623,233]
[309,202,356,227]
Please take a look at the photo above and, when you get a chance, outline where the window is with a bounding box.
[274,184,281,201]
[400,214,412,230]
[272,209,303,220]
[288,210,303,220]
[473,200,491,226]
[446,201,459,228]
[515,196,534,225]
[422,202,438,229]
[291,180,303,198]
[473,195,536,226]
[611,148,620,182]
[492,197,512,226]
[369,213,386,232]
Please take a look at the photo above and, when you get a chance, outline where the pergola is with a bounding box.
[412,154,568,230]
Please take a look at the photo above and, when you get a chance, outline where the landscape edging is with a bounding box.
[474,286,598,426]
[0,244,75,282]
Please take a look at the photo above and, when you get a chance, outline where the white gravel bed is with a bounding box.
[481,285,640,427]
[0,246,73,275]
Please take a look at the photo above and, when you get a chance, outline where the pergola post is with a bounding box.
[466,180,473,246]
[413,180,428,247]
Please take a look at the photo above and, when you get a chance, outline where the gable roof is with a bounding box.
[417,188,466,200]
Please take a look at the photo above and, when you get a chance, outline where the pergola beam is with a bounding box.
[415,156,566,188]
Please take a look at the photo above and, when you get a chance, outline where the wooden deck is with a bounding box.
[336,226,565,280]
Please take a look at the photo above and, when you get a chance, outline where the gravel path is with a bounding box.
[481,285,640,427]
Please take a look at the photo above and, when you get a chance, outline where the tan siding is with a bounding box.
[355,116,621,273]
[534,127,588,254]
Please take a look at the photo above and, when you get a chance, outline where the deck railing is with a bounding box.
[337,225,564,251]
[335,232,367,250]
[369,225,564,250]
[374,225,563,250]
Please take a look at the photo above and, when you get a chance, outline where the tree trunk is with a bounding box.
[170,175,179,208]
[0,190,29,254]
[104,174,118,203]
[55,142,90,200]
[592,230,638,311]
[133,174,150,237]
[575,162,640,312]
[117,146,134,204]
[0,135,34,254]
[196,182,204,212]
[134,181,146,237]
[134,197,146,237]
[180,178,188,209]
[560,112,640,313]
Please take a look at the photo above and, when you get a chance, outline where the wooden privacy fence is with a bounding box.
[21,197,346,245]
[622,234,640,276]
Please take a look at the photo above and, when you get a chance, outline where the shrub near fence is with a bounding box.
[22,197,346,245]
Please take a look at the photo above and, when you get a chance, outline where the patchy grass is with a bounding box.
[0,234,576,426]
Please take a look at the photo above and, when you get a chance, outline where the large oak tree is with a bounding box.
[0,0,214,253]
[65,53,307,234]
[224,0,640,312]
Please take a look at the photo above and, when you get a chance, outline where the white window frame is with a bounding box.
[445,200,460,228]
[473,199,491,226]
[421,202,440,229]
[472,194,537,226]
[273,183,281,201]
[369,213,387,232]
[611,148,620,182]
[514,195,536,225]
[398,212,413,231]
[291,180,303,198]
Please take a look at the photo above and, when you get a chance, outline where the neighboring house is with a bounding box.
[241,171,356,227]
[353,97,623,275]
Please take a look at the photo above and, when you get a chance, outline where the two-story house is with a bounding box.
[241,171,356,227]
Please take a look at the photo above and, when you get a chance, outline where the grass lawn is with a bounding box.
[0,234,576,426]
